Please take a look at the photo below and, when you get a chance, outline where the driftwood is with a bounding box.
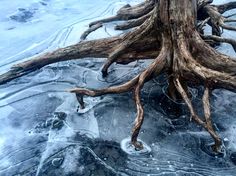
[1,0,236,153]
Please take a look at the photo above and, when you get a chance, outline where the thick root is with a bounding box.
[0,30,160,84]
[178,33,236,92]
[0,0,236,153]
[0,37,119,84]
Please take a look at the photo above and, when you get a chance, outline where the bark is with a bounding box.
[0,0,236,153]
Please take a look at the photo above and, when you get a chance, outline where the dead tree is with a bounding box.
[0,0,236,152]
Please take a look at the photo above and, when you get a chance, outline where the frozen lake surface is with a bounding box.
[0,0,236,175]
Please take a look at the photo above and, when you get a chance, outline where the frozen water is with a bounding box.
[120,138,152,156]
[0,0,236,175]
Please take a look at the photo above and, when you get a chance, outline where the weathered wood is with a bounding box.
[0,34,160,84]
[0,0,236,153]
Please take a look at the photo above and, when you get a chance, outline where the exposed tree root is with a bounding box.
[0,35,159,84]
[204,3,236,34]
[174,78,222,152]
[115,10,152,30]
[203,35,236,52]
[80,0,155,40]
[101,13,155,76]
[0,0,236,152]
[70,75,139,109]
[80,23,103,40]
[70,41,168,148]
[216,1,236,14]
[89,0,154,27]
[202,86,222,152]
[131,41,168,149]
[224,13,236,18]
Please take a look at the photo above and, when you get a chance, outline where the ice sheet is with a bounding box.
[0,0,236,175]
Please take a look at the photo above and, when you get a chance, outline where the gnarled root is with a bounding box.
[80,23,103,40]
[101,12,156,76]
[173,33,236,152]
[203,35,236,52]
[81,0,155,40]
[70,41,168,150]
[0,0,236,152]
[0,32,160,84]
[174,78,222,153]
[115,11,152,30]
[202,86,222,152]
[131,42,168,149]
[70,75,139,109]
[203,2,236,35]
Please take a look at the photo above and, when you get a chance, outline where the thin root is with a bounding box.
[224,19,236,23]
[88,1,154,27]
[70,75,139,109]
[174,77,222,152]
[174,77,204,124]
[131,83,145,150]
[197,17,210,33]
[115,10,152,30]
[224,13,236,18]
[202,85,222,152]
[220,22,236,32]
[89,16,119,28]
[203,35,236,52]
[80,23,103,40]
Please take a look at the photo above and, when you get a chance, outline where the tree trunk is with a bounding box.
[0,0,236,153]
